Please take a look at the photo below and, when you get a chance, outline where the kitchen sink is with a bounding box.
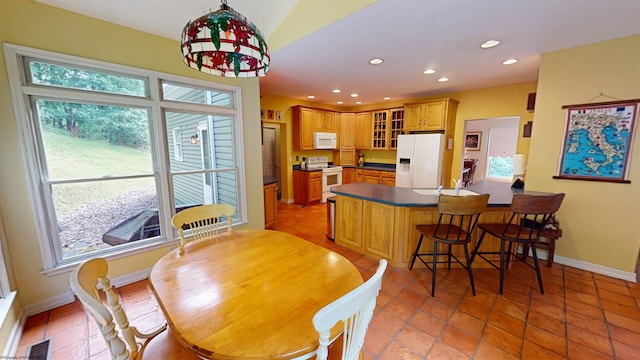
[413,189,479,196]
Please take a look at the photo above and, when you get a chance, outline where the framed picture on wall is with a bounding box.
[465,132,481,151]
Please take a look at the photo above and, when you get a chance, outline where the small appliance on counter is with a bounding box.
[358,152,365,167]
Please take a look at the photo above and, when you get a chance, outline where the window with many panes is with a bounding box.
[4,44,246,270]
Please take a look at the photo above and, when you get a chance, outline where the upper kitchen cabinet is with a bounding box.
[293,105,315,150]
[293,106,338,151]
[371,108,404,150]
[355,112,371,149]
[403,98,458,132]
[314,109,336,132]
[339,112,356,149]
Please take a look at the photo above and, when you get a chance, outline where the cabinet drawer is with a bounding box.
[363,170,380,176]
[309,171,322,179]
[380,171,396,179]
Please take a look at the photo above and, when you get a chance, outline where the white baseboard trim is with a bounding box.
[281,197,294,204]
[554,255,637,283]
[23,267,151,317]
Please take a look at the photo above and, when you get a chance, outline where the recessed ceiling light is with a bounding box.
[437,77,449,82]
[350,93,359,98]
[502,58,519,65]
[355,101,362,104]
[423,69,436,75]
[332,89,341,93]
[307,95,315,99]
[369,58,384,65]
[383,97,391,100]
[337,101,343,104]
[480,40,501,49]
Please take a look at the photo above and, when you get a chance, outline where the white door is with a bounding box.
[262,127,276,178]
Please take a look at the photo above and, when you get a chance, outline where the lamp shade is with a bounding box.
[513,154,526,176]
[181,1,270,77]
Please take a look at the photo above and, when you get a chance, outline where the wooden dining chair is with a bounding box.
[312,259,387,360]
[171,203,235,247]
[69,258,199,360]
[409,194,490,296]
[470,193,565,294]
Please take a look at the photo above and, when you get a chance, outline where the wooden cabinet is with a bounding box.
[403,98,457,132]
[355,112,371,149]
[292,106,315,150]
[342,168,356,184]
[355,168,364,182]
[339,112,355,149]
[389,109,404,149]
[334,149,356,166]
[380,171,396,186]
[371,110,388,150]
[335,196,395,260]
[263,182,278,229]
[359,169,396,185]
[363,201,395,259]
[293,106,338,150]
[293,170,322,205]
[314,110,336,132]
[371,108,404,150]
[336,195,363,249]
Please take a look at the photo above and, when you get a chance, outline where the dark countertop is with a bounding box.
[263,176,278,185]
[330,181,532,207]
[343,163,396,172]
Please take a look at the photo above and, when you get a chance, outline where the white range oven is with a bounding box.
[306,156,343,203]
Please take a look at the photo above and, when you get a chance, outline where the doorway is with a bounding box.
[262,125,281,198]
[462,117,520,183]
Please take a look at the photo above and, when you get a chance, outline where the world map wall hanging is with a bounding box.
[554,100,638,183]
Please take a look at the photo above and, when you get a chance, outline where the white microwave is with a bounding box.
[313,132,337,149]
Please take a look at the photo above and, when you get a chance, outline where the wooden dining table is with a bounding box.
[148,229,363,359]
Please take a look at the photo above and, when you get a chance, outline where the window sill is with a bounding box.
[40,239,179,277]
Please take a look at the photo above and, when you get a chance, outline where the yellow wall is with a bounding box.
[0,0,264,316]
[530,34,640,273]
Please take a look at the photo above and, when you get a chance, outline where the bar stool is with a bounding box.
[409,193,490,296]
[470,193,565,294]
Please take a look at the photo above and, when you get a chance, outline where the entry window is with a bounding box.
[5,44,246,269]
[486,127,518,180]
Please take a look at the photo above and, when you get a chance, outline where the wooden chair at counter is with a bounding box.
[313,259,387,360]
[470,193,565,294]
[171,204,235,248]
[69,258,199,360]
[409,194,490,297]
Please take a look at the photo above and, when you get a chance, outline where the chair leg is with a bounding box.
[505,241,514,270]
[463,244,476,296]
[409,235,424,270]
[470,230,487,264]
[531,247,545,294]
[547,238,556,267]
[521,244,530,262]
[431,241,438,297]
[499,239,505,295]
[447,244,452,270]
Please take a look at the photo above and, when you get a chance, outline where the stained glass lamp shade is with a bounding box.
[181,0,270,77]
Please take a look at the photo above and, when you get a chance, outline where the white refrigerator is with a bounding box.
[395,134,445,188]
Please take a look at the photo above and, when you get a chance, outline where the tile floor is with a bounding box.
[16,202,640,359]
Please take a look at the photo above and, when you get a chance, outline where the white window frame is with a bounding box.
[3,43,248,272]
[173,127,184,161]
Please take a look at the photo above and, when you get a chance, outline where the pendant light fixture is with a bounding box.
[181,0,270,77]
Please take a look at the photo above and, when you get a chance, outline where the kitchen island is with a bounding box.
[330,181,526,268]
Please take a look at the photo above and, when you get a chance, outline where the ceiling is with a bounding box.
[36,0,640,107]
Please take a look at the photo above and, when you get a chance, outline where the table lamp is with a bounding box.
[511,154,526,189]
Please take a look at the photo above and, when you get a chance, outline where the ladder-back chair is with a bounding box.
[312,259,387,360]
[171,204,235,248]
[471,192,565,294]
[409,194,490,296]
[69,258,199,360]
